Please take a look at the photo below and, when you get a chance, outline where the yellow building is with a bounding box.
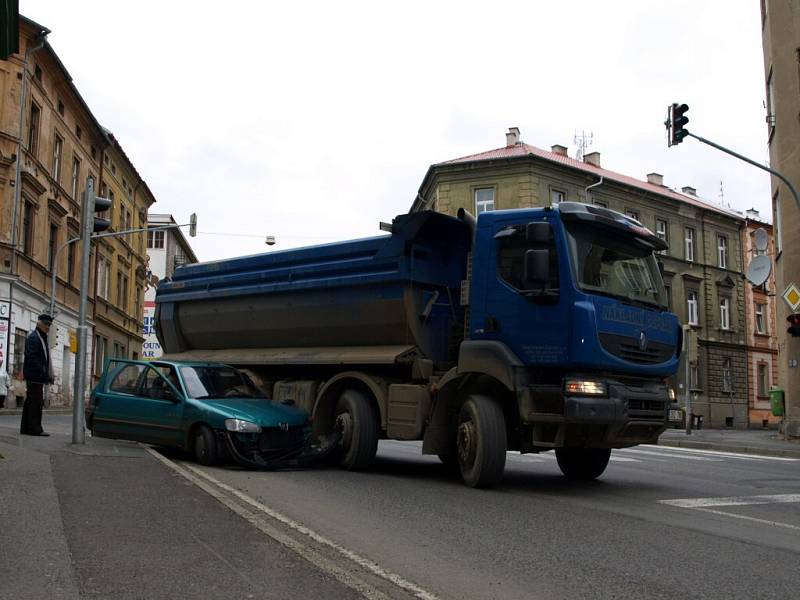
[0,16,154,406]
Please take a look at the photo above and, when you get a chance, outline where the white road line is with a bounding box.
[620,448,722,461]
[693,508,800,532]
[659,493,800,508]
[145,447,438,600]
[644,444,799,462]
[609,457,640,463]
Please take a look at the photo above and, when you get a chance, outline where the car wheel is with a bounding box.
[335,389,379,471]
[456,395,507,488]
[194,425,219,466]
[555,448,611,480]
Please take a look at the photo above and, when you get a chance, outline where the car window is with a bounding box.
[141,366,180,400]
[108,364,146,395]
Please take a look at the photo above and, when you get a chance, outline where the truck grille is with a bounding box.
[599,333,674,365]
[627,398,665,420]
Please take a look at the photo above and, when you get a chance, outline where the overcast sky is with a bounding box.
[21,0,770,262]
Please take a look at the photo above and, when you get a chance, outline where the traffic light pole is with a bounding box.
[686,132,800,211]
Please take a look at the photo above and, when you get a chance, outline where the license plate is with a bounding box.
[668,409,682,422]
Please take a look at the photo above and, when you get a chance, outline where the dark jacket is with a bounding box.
[23,328,52,384]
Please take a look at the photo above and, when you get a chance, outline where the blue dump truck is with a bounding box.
[155,202,680,487]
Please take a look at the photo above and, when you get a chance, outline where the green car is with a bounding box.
[87,359,311,467]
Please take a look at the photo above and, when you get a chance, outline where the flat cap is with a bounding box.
[38,313,54,323]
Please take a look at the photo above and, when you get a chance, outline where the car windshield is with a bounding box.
[564,221,667,309]
[178,366,265,400]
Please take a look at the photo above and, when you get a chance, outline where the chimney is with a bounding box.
[551,144,568,156]
[646,172,664,186]
[583,152,601,167]
[681,186,697,196]
[506,127,521,147]
[746,207,760,219]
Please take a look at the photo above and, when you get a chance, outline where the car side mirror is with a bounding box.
[524,249,549,288]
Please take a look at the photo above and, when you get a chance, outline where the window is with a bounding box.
[13,328,27,378]
[664,285,672,311]
[656,219,668,254]
[52,134,63,183]
[109,363,144,394]
[48,223,58,272]
[71,155,81,199]
[690,362,699,389]
[116,273,122,307]
[757,363,769,397]
[766,68,775,138]
[97,258,110,300]
[625,209,639,221]
[94,335,108,377]
[773,191,782,254]
[121,274,129,311]
[76,124,82,140]
[111,163,116,175]
[475,188,495,214]
[147,229,165,249]
[90,146,96,160]
[134,285,142,321]
[550,189,566,204]
[496,224,559,292]
[684,227,695,262]
[67,241,75,284]
[34,64,41,81]
[687,291,699,325]
[22,201,34,255]
[57,99,65,116]
[28,102,40,157]
[717,235,728,269]
[720,297,730,330]
[755,303,766,334]
[722,358,733,392]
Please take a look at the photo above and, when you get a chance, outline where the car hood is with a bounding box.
[194,398,308,427]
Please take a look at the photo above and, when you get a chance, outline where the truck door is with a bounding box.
[479,221,568,366]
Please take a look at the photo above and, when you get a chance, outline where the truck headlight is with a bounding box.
[668,388,676,401]
[564,379,607,396]
[225,419,262,433]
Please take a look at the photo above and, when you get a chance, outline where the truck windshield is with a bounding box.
[178,366,265,400]
[564,222,667,309]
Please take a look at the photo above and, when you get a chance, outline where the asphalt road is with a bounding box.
[177,438,800,600]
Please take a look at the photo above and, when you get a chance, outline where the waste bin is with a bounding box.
[769,387,785,417]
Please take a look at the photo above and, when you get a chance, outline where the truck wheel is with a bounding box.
[194,425,220,466]
[456,395,507,488]
[335,390,379,471]
[555,448,611,480]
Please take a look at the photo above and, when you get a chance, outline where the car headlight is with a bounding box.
[564,379,607,396]
[225,419,262,433]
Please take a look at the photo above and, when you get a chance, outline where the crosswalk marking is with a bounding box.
[659,493,800,508]
[619,448,722,461]
[644,444,799,462]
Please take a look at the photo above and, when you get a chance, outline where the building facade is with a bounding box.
[742,209,779,427]
[760,0,800,436]
[142,213,198,360]
[0,17,154,406]
[412,128,749,427]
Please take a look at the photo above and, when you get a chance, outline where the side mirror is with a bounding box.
[526,222,550,244]
[524,249,549,288]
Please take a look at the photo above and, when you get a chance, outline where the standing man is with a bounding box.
[20,314,54,436]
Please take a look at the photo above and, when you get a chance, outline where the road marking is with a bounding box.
[644,444,799,462]
[146,447,438,600]
[658,493,800,532]
[659,493,800,508]
[620,448,722,461]
[609,456,640,463]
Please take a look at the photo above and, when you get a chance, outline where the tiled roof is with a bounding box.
[437,142,743,220]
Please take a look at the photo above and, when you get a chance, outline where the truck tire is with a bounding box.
[555,448,611,480]
[194,425,220,466]
[456,395,507,488]
[335,389,379,471]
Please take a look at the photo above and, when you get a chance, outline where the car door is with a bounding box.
[92,361,184,446]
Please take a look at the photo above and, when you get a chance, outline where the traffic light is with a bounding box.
[788,314,800,338]
[0,0,19,60]
[667,103,690,146]
[93,196,112,233]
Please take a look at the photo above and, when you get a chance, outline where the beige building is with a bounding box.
[742,210,779,427]
[760,0,800,436]
[412,128,750,428]
[0,17,154,405]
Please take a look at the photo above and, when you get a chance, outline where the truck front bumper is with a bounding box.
[519,377,671,448]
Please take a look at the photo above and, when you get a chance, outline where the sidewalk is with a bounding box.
[0,417,359,600]
[658,426,800,459]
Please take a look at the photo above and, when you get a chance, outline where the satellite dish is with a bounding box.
[746,254,772,286]
[754,228,768,252]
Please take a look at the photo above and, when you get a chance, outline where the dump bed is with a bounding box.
[155,211,470,366]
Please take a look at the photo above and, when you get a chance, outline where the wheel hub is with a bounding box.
[457,420,477,465]
[336,411,353,452]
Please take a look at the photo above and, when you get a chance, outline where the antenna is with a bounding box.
[574,130,593,160]
[718,180,725,206]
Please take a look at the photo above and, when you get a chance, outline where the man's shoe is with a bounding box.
[38,432,50,436]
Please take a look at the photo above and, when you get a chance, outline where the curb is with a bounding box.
[0,408,73,416]
[657,438,800,460]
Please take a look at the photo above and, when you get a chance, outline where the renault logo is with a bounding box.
[278,422,289,431]
[639,331,648,351]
